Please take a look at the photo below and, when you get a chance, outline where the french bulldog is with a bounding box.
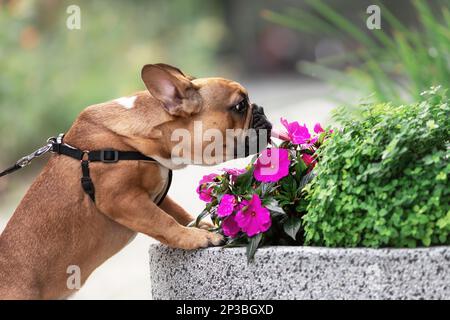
[0,63,272,299]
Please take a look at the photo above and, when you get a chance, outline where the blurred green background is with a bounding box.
[264,0,450,104]
[1,0,449,194]
[0,0,229,165]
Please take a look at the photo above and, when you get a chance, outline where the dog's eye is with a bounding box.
[233,100,247,113]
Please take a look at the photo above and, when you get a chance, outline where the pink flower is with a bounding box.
[254,148,290,183]
[222,168,246,182]
[307,136,318,147]
[280,118,311,144]
[223,168,246,176]
[222,215,241,238]
[314,123,324,134]
[196,173,217,202]
[302,153,316,166]
[235,194,271,237]
[217,194,237,217]
[270,128,290,141]
[302,154,317,173]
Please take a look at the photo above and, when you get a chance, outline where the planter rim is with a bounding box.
[149,243,450,253]
[149,243,450,300]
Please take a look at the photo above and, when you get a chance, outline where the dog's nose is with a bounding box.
[251,104,272,131]
[247,103,272,156]
[252,104,265,116]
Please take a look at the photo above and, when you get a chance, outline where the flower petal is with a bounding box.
[234,194,272,237]
[254,148,290,183]
[217,194,236,217]
[222,215,240,238]
[314,123,324,133]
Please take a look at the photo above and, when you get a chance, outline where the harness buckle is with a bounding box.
[100,149,119,163]
[47,134,63,153]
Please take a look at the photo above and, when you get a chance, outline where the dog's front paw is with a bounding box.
[197,220,214,230]
[173,228,224,250]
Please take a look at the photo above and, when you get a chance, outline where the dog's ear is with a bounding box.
[141,64,201,117]
[153,63,196,80]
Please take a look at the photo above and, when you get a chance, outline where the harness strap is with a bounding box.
[51,143,154,162]
[0,135,172,206]
[52,141,172,205]
[81,160,95,202]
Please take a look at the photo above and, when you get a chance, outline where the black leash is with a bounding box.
[0,133,172,205]
[0,163,21,178]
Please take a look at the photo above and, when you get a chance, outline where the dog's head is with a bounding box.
[141,63,272,166]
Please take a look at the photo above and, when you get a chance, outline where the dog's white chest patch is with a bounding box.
[114,96,137,109]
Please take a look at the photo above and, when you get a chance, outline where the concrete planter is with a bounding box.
[149,244,450,300]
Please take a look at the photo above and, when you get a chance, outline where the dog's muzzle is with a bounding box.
[243,104,272,157]
[251,104,272,136]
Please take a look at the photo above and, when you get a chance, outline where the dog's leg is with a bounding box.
[159,196,213,229]
[97,189,223,249]
[158,195,195,226]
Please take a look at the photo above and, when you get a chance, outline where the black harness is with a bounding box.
[0,134,172,206]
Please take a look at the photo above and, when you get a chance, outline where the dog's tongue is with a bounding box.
[271,128,290,141]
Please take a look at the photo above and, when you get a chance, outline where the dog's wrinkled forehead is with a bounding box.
[192,77,249,105]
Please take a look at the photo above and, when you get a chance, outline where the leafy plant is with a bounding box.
[303,87,450,248]
[196,120,332,261]
[263,0,450,104]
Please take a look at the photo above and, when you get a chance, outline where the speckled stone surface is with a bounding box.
[149,244,450,300]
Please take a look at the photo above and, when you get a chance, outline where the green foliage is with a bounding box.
[263,0,450,104]
[246,233,263,262]
[303,87,450,248]
[283,216,303,241]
